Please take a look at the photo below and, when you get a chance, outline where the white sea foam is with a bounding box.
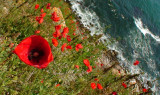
[66,0,159,94]
[134,17,160,42]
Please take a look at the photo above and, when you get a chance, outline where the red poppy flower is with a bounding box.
[51,12,60,22]
[36,16,43,24]
[40,13,46,18]
[66,45,72,49]
[75,44,83,51]
[41,8,44,13]
[35,30,40,34]
[86,65,92,73]
[97,83,103,90]
[112,91,117,95]
[13,35,53,69]
[61,27,69,38]
[94,78,99,81]
[46,3,51,9]
[35,4,39,10]
[101,63,104,67]
[55,25,61,30]
[56,84,60,87]
[143,88,148,93]
[73,33,76,35]
[41,79,44,83]
[52,38,58,47]
[91,82,96,89]
[133,60,140,66]
[122,82,127,88]
[53,30,61,38]
[61,43,67,52]
[67,35,71,42]
[83,59,90,67]
[9,43,14,48]
[75,65,79,69]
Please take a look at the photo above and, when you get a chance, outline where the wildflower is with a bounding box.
[86,65,92,73]
[13,35,53,69]
[35,30,40,34]
[133,60,140,65]
[75,44,83,51]
[36,16,43,24]
[9,43,14,48]
[97,83,103,90]
[52,38,58,47]
[46,3,51,9]
[56,84,60,87]
[41,79,44,83]
[51,12,60,22]
[83,59,90,67]
[66,45,72,49]
[35,4,39,10]
[143,88,148,93]
[55,25,61,30]
[91,82,96,89]
[122,82,127,88]
[112,91,117,95]
[73,33,76,35]
[61,43,67,52]
[67,35,71,42]
[41,8,44,13]
[94,78,99,81]
[40,13,46,18]
[75,65,79,69]
[101,63,104,67]
[61,27,69,38]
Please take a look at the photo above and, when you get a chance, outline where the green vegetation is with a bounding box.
[0,0,150,95]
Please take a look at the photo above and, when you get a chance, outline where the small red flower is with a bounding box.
[52,38,58,47]
[86,65,92,73]
[101,63,104,67]
[13,35,53,69]
[94,78,99,81]
[61,43,67,52]
[51,12,60,22]
[73,33,76,35]
[83,59,90,67]
[35,30,40,34]
[67,35,71,42]
[133,60,140,66]
[56,84,60,87]
[36,16,43,24]
[35,4,39,10]
[143,88,148,93]
[61,27,69,38]
[75,44,83,51]
[46,3,51,9]
[41,79,44,83]
[55,25,61,30]
[91,82,96,89]
[41,8,44,13]
[40,13,46,18]
[66,45,72,49]
[9,43,14,48]
[53,30,61,38]
[97,83,103,90]
[75,65,79,69]
[122,82,127,88]
[112,91,117,95]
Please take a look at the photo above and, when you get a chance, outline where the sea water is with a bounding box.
[67,0,160,94]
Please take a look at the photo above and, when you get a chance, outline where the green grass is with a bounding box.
[0,0,150,95]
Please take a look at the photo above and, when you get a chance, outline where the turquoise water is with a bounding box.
[69,0,160,94]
